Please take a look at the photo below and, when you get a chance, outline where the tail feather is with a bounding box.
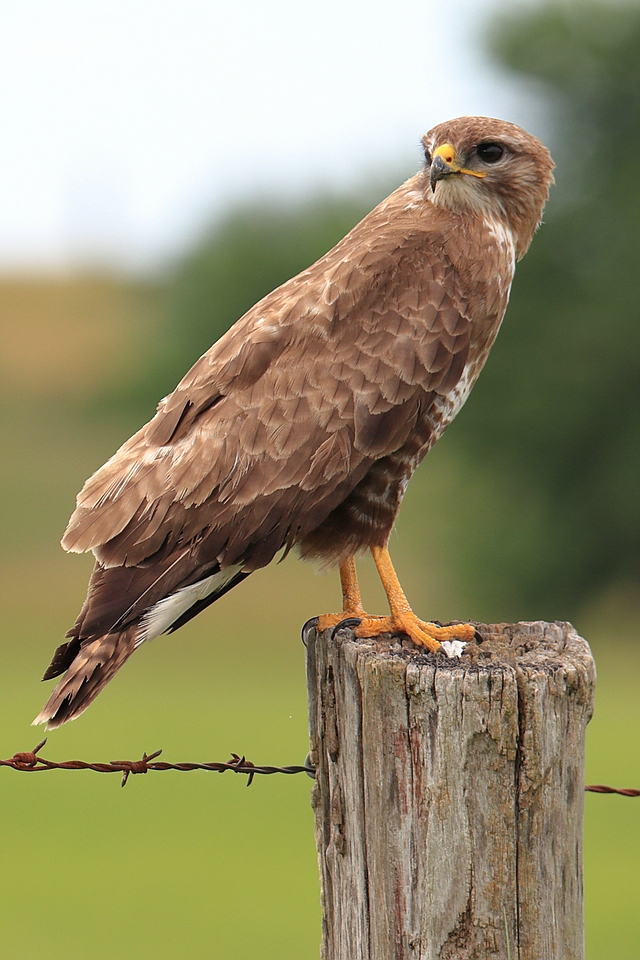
[35,565,251,729]
[33,628,137,730]
[42,637,82,681]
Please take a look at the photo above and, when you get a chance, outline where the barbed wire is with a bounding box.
[2,741,637,794]
[1,739,316,787]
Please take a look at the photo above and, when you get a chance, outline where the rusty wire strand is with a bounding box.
[2,741,637,794]
[584,784,640,797]
[1,739,316,787]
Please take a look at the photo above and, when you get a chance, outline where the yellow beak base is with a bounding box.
[432,142,487,180]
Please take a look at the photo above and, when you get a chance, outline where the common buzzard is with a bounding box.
[35,116,554,728]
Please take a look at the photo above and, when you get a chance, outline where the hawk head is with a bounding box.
[423,116,555,260]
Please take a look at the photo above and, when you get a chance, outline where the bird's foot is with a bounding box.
[350,611,478,655]
[316,610,385,638]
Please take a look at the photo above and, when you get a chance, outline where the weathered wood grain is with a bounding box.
[305,620,596,960]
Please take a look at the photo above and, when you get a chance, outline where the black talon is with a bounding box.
[331,617,362,640]
[443,619,483,644]
[301,617,319,646]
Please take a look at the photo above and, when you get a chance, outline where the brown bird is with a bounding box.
[34,116,554,729]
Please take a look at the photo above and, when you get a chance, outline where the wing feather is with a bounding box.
[61,178,479,637]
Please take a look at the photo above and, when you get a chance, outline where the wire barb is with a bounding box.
[9,738,47,768]
[114,750,164,787]
[1,742,316,787]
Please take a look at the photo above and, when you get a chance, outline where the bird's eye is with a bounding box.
[476,142,504,164]
[424,146,432,165]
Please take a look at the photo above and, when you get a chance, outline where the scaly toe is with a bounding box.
[350,614,438,653]
[416,620,478,644]
[316,611,369,634]
[316,613,345,633]
[353,613,479,655]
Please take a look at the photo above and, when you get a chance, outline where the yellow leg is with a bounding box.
[339,557,365,615]
[316,547,478,653]
[316,557,368,632]
[352,545,478,652]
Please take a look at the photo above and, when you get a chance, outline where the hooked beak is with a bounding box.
[430,154,453,192]
[429,142,487,193]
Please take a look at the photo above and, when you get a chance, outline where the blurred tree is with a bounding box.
[445,2,640,618]
[104,194,384,424]
[154,194,380,396]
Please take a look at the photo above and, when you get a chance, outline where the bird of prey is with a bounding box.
[35,116,554,729]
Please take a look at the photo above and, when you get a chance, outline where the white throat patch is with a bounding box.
[431,174,502,221]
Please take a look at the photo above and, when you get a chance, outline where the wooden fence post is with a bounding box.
[304,619,596,960]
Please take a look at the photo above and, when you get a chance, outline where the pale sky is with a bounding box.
[0,0,544,272]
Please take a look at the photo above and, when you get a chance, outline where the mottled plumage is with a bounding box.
[35,116,554,728]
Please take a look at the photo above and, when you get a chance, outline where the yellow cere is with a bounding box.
[433,143,456,164]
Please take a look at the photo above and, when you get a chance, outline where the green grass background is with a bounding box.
[1,279,639,959]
